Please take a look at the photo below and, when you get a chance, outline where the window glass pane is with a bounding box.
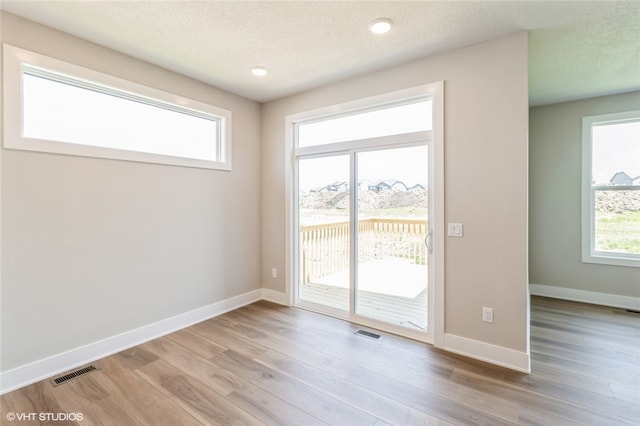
[591,120,640,256]
[594,189,640,255]
[298,99,431,147]
[23,72,219,161]
[591,121,640,185]
[356,146,428,330]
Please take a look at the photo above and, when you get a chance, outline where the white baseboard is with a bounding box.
[444,333,531,373]
[261,288,290,306]
[530,284,640,310]
[0,289,263,395]
[2,286,546,393]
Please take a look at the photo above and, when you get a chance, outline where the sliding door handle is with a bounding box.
[425,229,433,253]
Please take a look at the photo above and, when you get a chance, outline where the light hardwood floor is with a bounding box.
[1,296,639,425]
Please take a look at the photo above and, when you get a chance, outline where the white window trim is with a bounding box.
[3,44,232,170]
[581,110,640,268]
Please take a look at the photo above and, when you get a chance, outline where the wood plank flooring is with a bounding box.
[1,296,638,425]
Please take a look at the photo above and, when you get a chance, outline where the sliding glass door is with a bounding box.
[293,93,437,340]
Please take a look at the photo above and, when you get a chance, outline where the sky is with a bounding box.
[298,145,428,191]
[592,120,640,184]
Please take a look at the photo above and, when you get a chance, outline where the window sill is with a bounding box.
[582,253,640,268]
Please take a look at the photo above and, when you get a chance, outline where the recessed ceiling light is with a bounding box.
[369,18,392,35]
[250,66,269,77]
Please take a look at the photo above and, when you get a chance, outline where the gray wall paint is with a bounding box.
[529,91,640,298]
[262,33,529,353]
[1,12,262,371]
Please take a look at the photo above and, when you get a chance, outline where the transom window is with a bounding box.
[582,111,640,267]
[297,100,432,148]
[3,44,232,170]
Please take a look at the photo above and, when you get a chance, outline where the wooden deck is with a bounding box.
[299,282,427,330]
[298,218,428,330]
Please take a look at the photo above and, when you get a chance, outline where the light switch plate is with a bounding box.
[448,223,463,237]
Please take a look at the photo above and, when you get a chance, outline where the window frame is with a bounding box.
[3,44,232,170]
[581,110,640,268]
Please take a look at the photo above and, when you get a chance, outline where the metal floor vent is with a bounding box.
[51,365,98,386]
[355,329,382,339]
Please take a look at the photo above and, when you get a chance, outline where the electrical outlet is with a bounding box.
[482,307,493,323]
[271,268,278,279]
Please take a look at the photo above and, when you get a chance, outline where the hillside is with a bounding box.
[300,189,427,210]
[596,190,640,212]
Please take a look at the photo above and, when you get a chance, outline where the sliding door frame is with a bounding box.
[284,82,445,346]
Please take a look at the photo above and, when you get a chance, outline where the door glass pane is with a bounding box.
[298,100,432,147]
[298,155,350,311]
[356,146,428,330]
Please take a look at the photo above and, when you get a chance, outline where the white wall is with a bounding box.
[529,91,640,306]
[262,33,530,369]
[1,13,262,373]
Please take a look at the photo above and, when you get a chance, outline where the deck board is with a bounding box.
[300,282,428,330]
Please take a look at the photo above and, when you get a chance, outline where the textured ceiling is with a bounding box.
[2,1,639,105]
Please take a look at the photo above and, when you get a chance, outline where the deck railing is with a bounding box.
[300,218,427,284]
